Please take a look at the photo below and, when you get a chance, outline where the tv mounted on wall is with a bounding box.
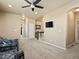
[46,21,53,28]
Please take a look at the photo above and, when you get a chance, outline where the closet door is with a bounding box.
[28,19,35,39]
[28,22,35,39]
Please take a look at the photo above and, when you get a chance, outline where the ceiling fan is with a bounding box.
[22,0,44,11]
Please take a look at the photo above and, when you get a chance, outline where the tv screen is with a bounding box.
[46,21,53,28]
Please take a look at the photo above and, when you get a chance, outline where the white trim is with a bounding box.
[39,40,66,50]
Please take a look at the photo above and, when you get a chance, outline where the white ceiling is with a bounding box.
[0,0,73,19]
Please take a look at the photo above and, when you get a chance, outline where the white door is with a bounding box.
[28,20,35,39]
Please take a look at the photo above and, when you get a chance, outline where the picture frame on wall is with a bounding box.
[35,25,41,29]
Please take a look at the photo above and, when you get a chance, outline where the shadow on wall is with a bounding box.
[0,3,6,12]
[0,3,12,20]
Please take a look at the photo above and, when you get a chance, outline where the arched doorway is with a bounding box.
[66,7,79,48]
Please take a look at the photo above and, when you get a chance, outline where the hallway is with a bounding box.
[23,39,79,59]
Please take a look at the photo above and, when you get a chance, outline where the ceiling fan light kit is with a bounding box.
[22,0,44,11]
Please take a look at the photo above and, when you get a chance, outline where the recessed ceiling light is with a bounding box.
[8,4,12,8]
[35,12,37,14]
[75,8,79,11]
[22,14,26,20]
[22,15,25,18]
[43,18,45,20]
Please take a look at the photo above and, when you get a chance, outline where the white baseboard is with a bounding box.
[39,40,66,50]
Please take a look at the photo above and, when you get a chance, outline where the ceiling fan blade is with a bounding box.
[22,5,30,8]
[35,5,44,9]
[24,0,31,4]
[33,0,41,5]
[32,8,34,11]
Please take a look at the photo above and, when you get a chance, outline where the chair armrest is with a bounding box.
[15,50,24,59]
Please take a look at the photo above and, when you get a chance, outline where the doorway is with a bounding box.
[75,12,79,44]
[66,8,79,48]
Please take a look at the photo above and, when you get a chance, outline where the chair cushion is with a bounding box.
[0,39,18,52]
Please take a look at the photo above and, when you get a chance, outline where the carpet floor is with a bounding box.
[21,39,79,59]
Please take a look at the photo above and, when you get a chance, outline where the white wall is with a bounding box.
[43,0,79,49]
[0,12,21,39]
[0,12,35,39]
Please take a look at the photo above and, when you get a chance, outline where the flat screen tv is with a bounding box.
[46,21,53,28]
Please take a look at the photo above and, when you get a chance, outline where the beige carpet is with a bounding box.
[21,39,79,59]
